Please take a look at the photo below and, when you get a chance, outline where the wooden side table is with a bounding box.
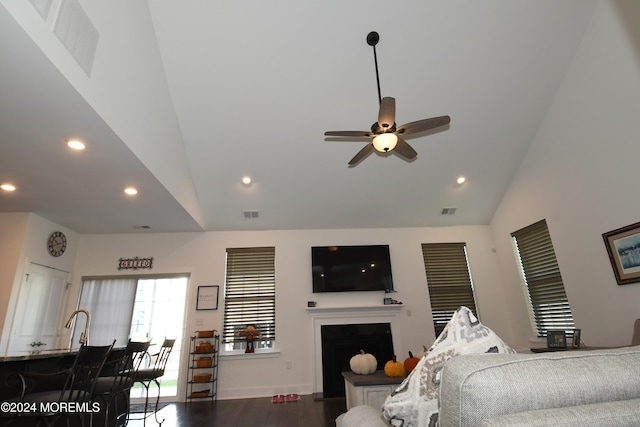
[342,370,406,410]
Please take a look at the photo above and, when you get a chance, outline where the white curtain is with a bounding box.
[73,278,137,347]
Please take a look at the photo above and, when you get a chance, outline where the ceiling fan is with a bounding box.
[325,32,451,166]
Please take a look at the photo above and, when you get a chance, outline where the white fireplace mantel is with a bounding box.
[306,305,403,316]
[307,305,405,395]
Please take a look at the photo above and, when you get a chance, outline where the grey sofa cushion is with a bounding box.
[335,405,390,427]
[481,398,640,427]
[439,346,640,427]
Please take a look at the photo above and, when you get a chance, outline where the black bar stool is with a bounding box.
[128,338,175,426]
[93,340,150,427]
[1,342,114,427]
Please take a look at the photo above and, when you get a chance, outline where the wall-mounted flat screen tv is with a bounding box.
[312,245,394,293]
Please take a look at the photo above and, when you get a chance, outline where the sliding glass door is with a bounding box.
[129,277,187,398]
[74,275,188,398]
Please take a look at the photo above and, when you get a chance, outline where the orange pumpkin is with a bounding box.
[384,355,405,377]
[403,351,420,374]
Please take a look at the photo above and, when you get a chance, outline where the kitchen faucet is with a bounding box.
[65,309,91,345]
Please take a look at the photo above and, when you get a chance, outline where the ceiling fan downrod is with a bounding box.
[367,31,382,106]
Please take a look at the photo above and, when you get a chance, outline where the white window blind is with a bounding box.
[223,247,276,348]
[512,219,575,337]
[422,242,478,336]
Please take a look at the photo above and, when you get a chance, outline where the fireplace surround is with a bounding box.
[307,305,404,397]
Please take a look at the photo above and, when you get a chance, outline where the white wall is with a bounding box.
[0,213,29,354]
[490,0,640,348]
[72,225,506,399]
[0,213,79,354]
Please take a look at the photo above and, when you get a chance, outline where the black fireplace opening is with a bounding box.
[321,323,394,398]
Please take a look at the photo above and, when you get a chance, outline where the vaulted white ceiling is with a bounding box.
[0,1,599,233]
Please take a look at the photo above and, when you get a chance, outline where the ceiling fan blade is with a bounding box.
[396,115,451,135]
[348,143,375,166]
[377,97,396,130]
[393,137,417,160]
[325,130,373,137]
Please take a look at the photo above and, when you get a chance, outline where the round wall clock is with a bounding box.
[47,231,67,257]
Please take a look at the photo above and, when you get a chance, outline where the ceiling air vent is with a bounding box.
[440,207,457,216]
[53,0,99,76]
[244,210,259,219]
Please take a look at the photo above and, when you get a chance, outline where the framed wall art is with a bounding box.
[572,329,581,349]
[603,221,640,285]
[546,330,567,349]
[196,285,219,310]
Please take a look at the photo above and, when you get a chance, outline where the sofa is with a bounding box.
[336,345,640,427]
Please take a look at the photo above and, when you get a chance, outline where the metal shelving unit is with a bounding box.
[185,333,219,404]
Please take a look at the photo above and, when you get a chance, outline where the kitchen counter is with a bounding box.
[0,344,129,423]
[0,345,125,399]
[0,349,80,399]
[0,347,79,362]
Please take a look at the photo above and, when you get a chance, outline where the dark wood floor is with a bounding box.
[127,395,346,427]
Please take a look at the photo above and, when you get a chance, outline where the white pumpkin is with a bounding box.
[349,349,377,375]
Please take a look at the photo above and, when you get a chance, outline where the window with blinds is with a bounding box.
[421,243,478,336]
[511,219,575,337]
[222,247,276,352]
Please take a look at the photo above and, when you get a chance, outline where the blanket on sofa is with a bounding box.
[381,306,515,427]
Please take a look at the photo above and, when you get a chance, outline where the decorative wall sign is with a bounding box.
[197,285,219,310]
[603,221,640,285]
[117,256,153,271]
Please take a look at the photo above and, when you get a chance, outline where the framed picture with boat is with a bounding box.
[603,221,640,285]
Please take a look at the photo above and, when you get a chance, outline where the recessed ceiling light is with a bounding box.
[66,139,86,150]
[456,176,466,185]
[1,183,16,192]
[242,176,252,185]
[124,187,138,196]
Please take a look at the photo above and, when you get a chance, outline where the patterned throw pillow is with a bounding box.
[381,306,515,427]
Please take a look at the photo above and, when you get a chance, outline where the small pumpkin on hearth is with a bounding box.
[384,355,405,377]
[403,351,420,374]
[417,345,429,358]
[349,349,377,375]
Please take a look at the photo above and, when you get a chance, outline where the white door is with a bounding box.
[8,263,69,353]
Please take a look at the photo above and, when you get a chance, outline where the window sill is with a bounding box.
[220,350,281,361]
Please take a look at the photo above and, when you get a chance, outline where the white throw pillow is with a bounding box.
[381,306,515,427]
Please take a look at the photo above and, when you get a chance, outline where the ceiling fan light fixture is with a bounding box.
[372,133,398,153]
